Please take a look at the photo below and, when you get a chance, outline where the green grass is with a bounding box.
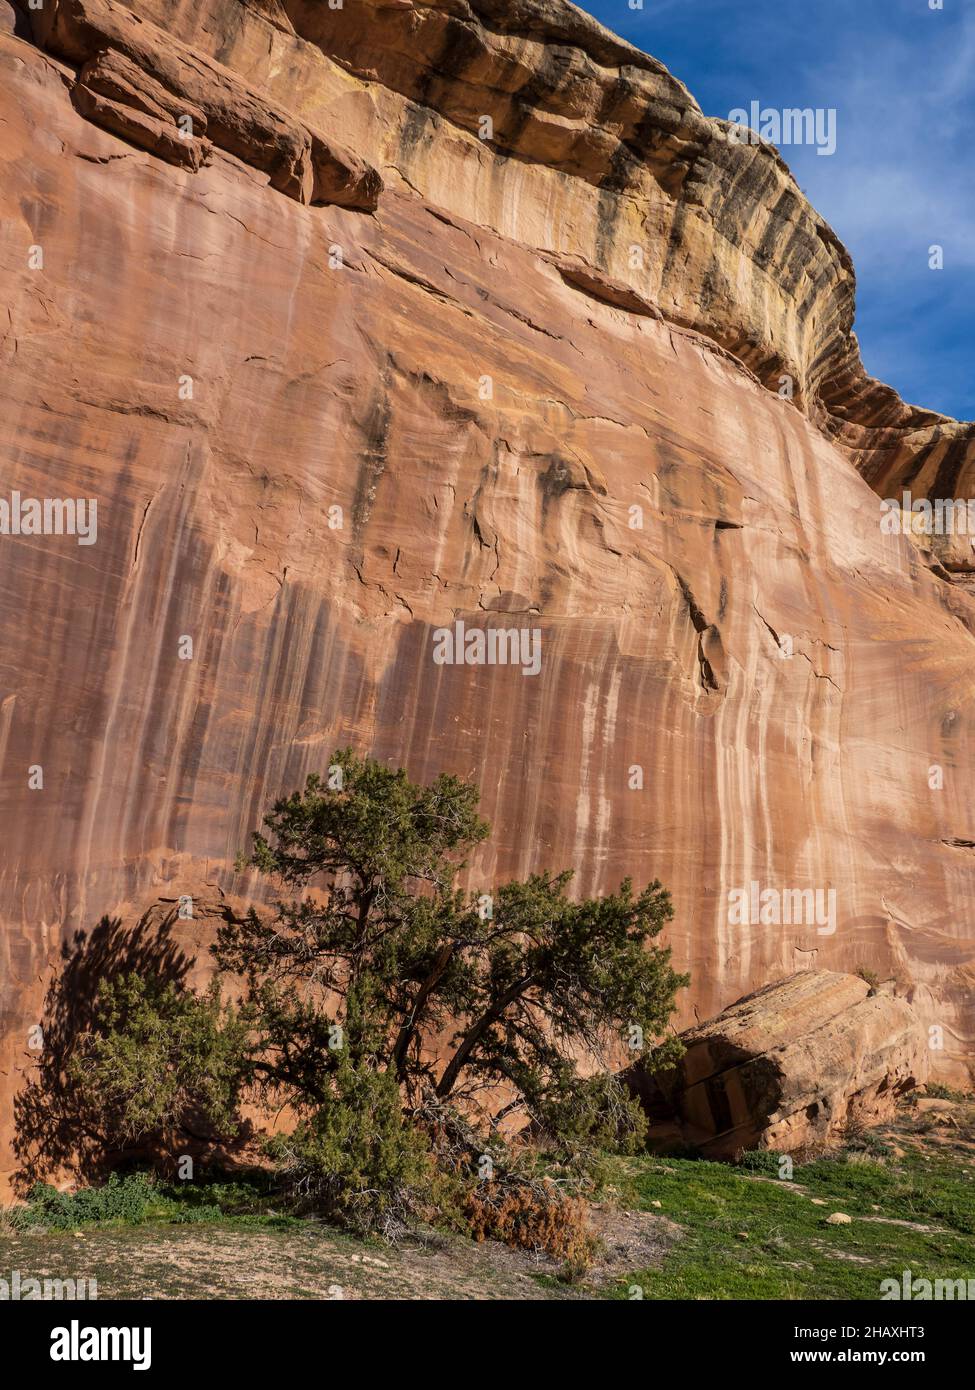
[607,1141,975,1299]
[7,1111,975,1300]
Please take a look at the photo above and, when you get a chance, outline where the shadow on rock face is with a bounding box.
[0,1,31,41]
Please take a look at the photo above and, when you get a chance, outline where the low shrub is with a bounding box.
[737,1149,788,1176]
[464,1180,598,1269]
[10,1172,170,1230]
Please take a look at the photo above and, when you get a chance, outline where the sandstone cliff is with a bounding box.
[1,0,973,1186]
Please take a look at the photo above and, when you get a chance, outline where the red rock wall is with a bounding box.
[1,0,973,1186]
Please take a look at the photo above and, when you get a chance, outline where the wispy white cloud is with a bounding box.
[796,6,975,271]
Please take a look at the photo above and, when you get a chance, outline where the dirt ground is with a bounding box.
[0,1204,679,1301]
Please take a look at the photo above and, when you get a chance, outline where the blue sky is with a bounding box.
[579,0,974,421]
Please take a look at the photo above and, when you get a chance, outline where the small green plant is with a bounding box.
[737,1149,787,1176]
[844,1129,891,1158]
[925,1082,967,1102]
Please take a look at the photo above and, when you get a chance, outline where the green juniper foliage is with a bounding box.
[69,974,249,1149]
[70,751,688,1230]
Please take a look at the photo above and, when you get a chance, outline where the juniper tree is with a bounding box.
[66,751,687,1221]
[214,749,687,1130]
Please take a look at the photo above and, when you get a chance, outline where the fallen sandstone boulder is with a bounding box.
[630,971,928,1157]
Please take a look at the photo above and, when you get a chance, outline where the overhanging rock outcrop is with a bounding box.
[632,972,928,1157]
[27,0,384,209]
